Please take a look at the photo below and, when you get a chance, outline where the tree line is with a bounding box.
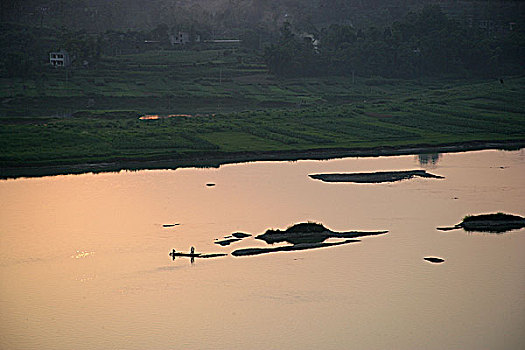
[263,5,525,79]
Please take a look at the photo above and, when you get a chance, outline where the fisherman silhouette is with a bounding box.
[190,247,195,264]
[169,247,225,264]
[169,247,199,263]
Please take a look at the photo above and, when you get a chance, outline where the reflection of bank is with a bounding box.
[417,153,442,167]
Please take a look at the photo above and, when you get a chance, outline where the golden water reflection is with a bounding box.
[139,113,214,120]
[0,149,524,350]
[71,250,95,259]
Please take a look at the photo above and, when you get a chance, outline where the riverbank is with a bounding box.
[1,139,523,179]
[2,75,524,179]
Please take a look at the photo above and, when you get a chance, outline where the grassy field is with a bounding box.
[1,48,286,116]
[1,49,524,176]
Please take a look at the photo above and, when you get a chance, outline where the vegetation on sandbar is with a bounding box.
[231,240,359,257]
[256,222,388,245]
[309,170,444,183]
[438,213,525,233]
[229,221,387,257]
[462,213,524,223]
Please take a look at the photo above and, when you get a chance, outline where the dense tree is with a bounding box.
[264,22,322,77]
[264,5,525,79]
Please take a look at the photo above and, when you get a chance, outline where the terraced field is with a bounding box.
[1,50,524,176]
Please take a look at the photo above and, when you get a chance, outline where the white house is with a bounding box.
[49,50,70,67]
[170,32,191,45]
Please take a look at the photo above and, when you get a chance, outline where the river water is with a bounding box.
[1,149,524,350]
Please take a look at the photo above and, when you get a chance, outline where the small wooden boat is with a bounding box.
[169,248,226,260]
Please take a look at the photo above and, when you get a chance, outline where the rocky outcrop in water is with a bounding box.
[232,240,359,256]
[255,222,388,245]
[232,232,251,238]
[215,238,242,246]
[214,232,252,246]
[437,213,525,233]
[230,222,387,257]
[309,170,444,183]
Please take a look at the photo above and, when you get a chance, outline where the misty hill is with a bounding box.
[3,0,524,35]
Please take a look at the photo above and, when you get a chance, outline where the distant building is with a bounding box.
[300,33,319,51]
[170,32,190,45]
[49,50,70,67]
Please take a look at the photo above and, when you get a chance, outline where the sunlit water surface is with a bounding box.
[1,149,524,350]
